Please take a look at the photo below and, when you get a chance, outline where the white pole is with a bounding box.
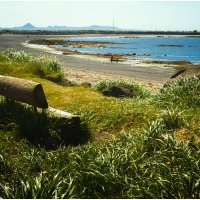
[113,16,115,32]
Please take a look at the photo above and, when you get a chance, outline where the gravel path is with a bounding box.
[0,34,176,90]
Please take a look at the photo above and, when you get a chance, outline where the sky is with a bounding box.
[0,1,200,31]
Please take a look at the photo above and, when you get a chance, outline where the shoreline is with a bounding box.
[26,35,200,64]
[22,41,177,91]
[0,34,177,92]
[63,67,164,91]
[23,40,173,68]
[23,41,200,92]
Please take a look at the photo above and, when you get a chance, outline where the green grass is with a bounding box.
[0,49,200,198]
[0,98,90,148]
[0,120,200,198]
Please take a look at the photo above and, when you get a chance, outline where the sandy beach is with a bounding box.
[0,34,177,91]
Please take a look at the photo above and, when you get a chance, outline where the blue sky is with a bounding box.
[0,1,200,31]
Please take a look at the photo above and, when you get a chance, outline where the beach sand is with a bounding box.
[23,40,174,91]
[0,34,177,91]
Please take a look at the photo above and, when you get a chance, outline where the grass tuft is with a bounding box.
[155,76,200,108]
[94,79,151,98]
[0,48,73,85]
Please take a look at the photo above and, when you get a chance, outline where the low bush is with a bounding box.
[161,107,185,130]
[0,49,70,84]
[94,80,151,98]
[155,76,200,108]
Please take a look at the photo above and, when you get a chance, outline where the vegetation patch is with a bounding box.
[155,76,200,108]
[1,49,200,198]
[0,98,90,149]
[94,80,151,99]
[0,118,200,198]
[143,59,192,65]
[0,48,73,85]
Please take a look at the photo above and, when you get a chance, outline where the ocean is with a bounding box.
[56,35,200,64]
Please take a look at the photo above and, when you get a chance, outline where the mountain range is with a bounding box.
[0,23,122,31]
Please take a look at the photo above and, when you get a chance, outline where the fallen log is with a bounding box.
[0,75,80,122]
[48,107,80,122]
[0,75,48,109]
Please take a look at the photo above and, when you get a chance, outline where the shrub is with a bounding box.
[161,107,185,130]
[0,49,66,84]
[94,80,151,99]
[0,48,33,64]
[155,76,200,108]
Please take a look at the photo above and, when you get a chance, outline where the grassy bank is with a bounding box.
[0,49,200,198]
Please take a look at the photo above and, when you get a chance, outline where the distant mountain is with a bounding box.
[21,23,36,29]
[1,23,122,31]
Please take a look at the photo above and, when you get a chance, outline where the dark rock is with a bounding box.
[170,68,186,79]
[104,53,112,56]
[63,52,71,55]
[101,86,136,98]
[158,44,184,47]
[80,82,91,88]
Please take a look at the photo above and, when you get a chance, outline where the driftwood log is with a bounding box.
[0,75,80,121]
[0,75,48,109]
[48,107,80,122]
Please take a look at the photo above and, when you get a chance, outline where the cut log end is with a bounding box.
[0,75,48,109]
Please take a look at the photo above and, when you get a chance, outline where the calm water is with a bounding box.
[56,36,200,64]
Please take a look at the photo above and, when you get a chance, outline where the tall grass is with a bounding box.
[0,98,90,148]
[155,76,200,108]
[94,79,151,98]
[0,48,66,83]
[0,119,199,198]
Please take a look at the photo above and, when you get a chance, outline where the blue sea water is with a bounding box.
[56,36,200,64]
